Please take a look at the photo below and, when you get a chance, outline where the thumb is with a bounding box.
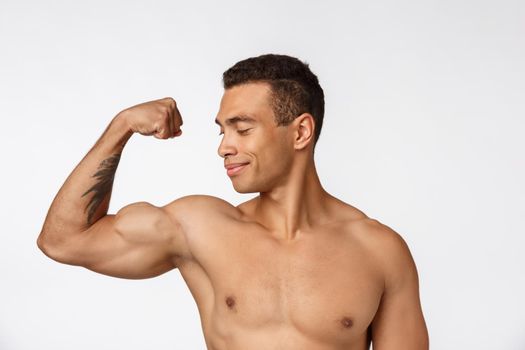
[153,127,166,139]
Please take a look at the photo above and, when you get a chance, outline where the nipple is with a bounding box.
[225,296,236,309]
[340,317,354,329]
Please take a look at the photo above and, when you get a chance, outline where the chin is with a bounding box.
[230,178,263,194]
[232,183,259,194]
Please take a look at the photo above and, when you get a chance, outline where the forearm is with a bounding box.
[39,113,133,242]
[38,97,182,259]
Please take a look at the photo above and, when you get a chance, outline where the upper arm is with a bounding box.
[369,222,429,349]
[53,201,186,279]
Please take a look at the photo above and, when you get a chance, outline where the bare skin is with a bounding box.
[38,83,429,350]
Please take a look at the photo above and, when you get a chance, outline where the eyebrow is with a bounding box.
[215,115,257,127]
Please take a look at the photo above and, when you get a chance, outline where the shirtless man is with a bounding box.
[37,54,429,349]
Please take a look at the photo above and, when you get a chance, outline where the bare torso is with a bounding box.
[170,195,385,350]
[38,96,428,349]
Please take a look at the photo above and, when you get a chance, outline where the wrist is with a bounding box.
[109,112,134,149]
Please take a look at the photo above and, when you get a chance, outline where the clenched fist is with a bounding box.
[118,97,183,139]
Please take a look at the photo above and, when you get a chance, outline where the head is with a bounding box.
[216,54,325,193]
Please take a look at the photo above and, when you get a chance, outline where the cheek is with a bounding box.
[245,127,292,166]
[258,134,293,169]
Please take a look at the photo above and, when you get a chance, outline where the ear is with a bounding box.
[292,113,315,150]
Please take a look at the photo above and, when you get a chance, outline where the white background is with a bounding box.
[1,0,524,349]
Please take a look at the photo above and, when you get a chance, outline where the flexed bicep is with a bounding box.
[59,202,182,279]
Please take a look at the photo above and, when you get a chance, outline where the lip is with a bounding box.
[224,162,249,176]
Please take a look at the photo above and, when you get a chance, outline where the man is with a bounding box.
[38,54,429,349]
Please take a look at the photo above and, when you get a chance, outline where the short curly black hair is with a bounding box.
[223,54,325,146]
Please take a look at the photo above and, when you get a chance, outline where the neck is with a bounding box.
[253,156,331,240]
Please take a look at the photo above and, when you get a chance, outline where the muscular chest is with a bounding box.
[202,230,383,344]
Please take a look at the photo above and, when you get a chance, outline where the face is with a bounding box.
[215,82,295,193]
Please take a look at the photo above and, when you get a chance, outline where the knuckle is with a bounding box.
[163,97,176,106]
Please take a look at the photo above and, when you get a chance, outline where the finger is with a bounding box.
[153,131,163,139]
[170,104,179,137]
[173,105,183,132]
[164,98,178,137]
[167,105,175,138]
[158,129,170,139]
[153,121,170,139]
[153,124,163,139]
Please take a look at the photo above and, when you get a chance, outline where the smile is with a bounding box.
[225,163,249,177]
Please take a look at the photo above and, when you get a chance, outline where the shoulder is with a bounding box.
[352,218,409,252]
[352,218,419,292]
[163,194,235,210]
[325,197,412,260]
[160,195,242,224]
[326,198,418,287]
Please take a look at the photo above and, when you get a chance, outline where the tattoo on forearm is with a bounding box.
[81,153,121,225]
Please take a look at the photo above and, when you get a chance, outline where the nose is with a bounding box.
[217,133,237,158]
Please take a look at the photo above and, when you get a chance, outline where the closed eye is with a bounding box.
[218,128,252,136]
[238,128,252,135]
